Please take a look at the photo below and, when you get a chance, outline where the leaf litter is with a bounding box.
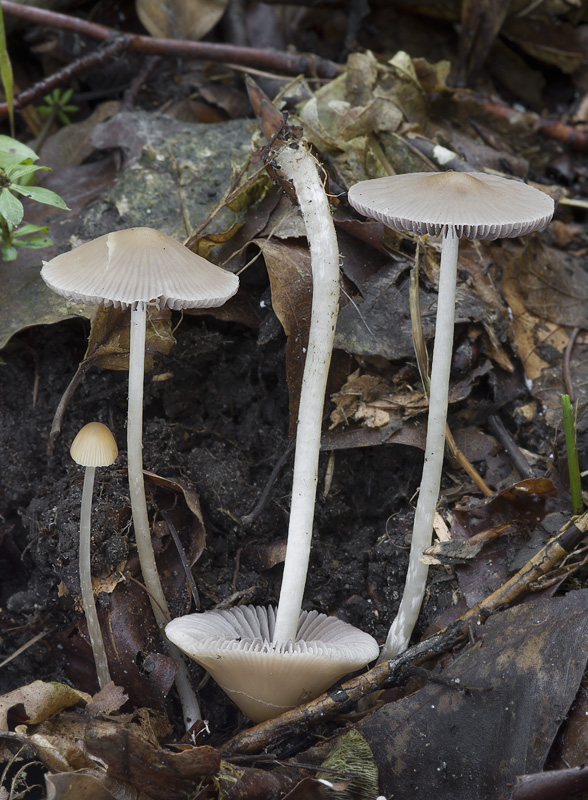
[2,2,588,798]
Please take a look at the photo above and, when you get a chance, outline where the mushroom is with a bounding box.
[167,141,378,721]
[347,171,554,660]
[166,605,379,722]
[42,227,239,725]
[271,142,341,645]
[70,421,118,689]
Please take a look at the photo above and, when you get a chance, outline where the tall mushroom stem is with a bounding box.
[380,229,459,661]
[271,143,341,646]
[128,303,202,726]
[79,465,112,689]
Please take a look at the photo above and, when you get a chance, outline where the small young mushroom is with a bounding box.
[348,171,554,660]
[166,605,379,722]
[70,421,118,689]
[42,227,239,726]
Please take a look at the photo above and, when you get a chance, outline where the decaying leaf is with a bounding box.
[458,0,511,81]
[45,773,118,800]
[497,241,569,382]
[136,0,228,41]
[84,306,175,372]
[452,477,558,605]
[502,16,583,74]
[514,237,588,328]
[0,681,90,732]
[334,259,488,362]
[258,238,313,429]
[318,729,379,799]
[86,721,220,800]
[351,591,588,800]
[85,683,129,717]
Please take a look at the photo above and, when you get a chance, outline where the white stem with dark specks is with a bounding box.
[380,229,459,661]
[128,304,202,726]
[272,144,340,646]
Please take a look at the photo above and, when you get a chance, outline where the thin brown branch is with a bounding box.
[453,88,588,152]
[222,509,588,755]
[0,1,342,104]
[1,36,129,119]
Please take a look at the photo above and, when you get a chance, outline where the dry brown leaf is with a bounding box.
[45,773,119,800]
[459,0,511,80]
[498,244,568,381]
[0,681,90,732]
[84,306,175,373]
[502,16,583,73]
[351,592,588,800]
[136,0,228,40]
[257,238,313,431]
[514,237,588,328]
[86,683,129,716]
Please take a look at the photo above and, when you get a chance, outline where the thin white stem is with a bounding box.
[128,304,201,727]
[272,144,340,645]
[379,230,460,661]
[79,465,111,689]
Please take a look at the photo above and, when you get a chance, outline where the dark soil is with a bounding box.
[0,306,428,726]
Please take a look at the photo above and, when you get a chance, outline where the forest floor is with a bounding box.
[2,2,588,799]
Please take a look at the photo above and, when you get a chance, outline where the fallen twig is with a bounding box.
[0,0,341,124]
[1,36,129,118]
[222,508,588,754]
[453,88,588,152]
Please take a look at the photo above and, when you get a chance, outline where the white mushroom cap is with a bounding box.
[70,422,118,467]
[41,227,239,310]
[348,171,554,240]
[165,605,379,722]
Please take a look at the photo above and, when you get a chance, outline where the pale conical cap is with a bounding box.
[348,171,554,240]
[41,227,239,310]
[166,605,379,722]
[70,422,118,467]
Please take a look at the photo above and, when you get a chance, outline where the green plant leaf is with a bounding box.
[0,150,31,171]
[15,223,49,236]
[1,242,17,260]
[0,6,14,135]
[6,163,47,181]
[10,184,70,210]
[0,136,37,163]
[13,234,53,249]
[0,187,24,225]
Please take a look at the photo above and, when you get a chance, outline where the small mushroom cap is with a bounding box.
[41,227,239,310]
[71,422,118,467]
[348,171,554,240]
[166,605,379,722]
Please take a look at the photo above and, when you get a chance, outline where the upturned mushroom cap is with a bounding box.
[41,227,239,310]
[348,171,554,240]
[166,605,379,722]
[70,422,118,467]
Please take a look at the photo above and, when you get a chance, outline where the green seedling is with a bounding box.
[0,134,69,260]
[561,394,584,516]
[37,87,79,126]
[0,5,14,135]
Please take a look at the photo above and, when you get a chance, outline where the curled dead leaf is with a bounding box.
[136,0,228,41]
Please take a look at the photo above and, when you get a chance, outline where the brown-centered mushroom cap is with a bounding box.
[70,422,118,467]
[41,227,239,310]
[166,606,379,722]
[348,171,554,240]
